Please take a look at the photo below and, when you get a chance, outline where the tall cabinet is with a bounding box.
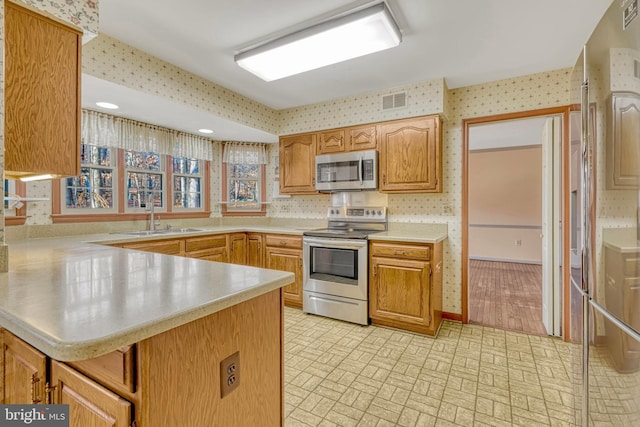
[4,0,82,179]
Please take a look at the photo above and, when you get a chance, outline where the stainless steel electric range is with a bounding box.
[302,206,387,325]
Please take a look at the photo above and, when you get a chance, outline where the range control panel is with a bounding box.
[327,206,387,222]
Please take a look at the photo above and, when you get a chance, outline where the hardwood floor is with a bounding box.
[468,259,547,336]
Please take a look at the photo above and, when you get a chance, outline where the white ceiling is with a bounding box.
[84,0,612,140]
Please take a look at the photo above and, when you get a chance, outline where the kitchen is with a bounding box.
[0,0,637,426]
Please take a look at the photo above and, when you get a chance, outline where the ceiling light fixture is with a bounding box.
[96,101,119,109]
[198,128,214,134]
[234,2,401,82]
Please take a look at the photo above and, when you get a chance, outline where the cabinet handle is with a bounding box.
[394,250,406,256]
[373,265,377,276]
[45,383,57,404]
[383,174,386,185]
[31,374,41,404]
[280,240,287,246]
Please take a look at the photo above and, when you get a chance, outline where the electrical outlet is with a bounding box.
[281,205,290,213]
[220,351,240,398]
[515,239,522,246]
[442,204,452,215]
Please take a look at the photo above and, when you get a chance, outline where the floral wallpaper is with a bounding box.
[21,0,98,41]
[82,35,279,135]
[270,68,573,315]
[278,78,445,135]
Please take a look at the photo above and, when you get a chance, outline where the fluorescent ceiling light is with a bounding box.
[96,101,119,109]
[198,128,214,134]
[19,174,55,182]
[235,2,401,81]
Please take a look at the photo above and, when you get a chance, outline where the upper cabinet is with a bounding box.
[279,114,442,194]
[4,1,82,179]
[607,93,640,189]
[316,125,378,154]
[347,124,377,152]
[379,115,441,193]
[317,129,346,154]
[279,133,318,195]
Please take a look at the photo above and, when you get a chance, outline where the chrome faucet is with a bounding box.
[146,199,161,231]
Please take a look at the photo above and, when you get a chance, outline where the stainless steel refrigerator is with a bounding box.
[570,0,640,425]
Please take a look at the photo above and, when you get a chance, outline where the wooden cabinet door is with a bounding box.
[347,125,377,151]
[265,246,303,307]
[50,361,133,427]
[279,134,317,194]
[228,233,247,265]
[379,116,441,193]
[607,93,640,189]
[5,1,81,178]
[370,257,431,328]
[247,233,264,268]
[2,331,47,404]
[120,239,184,256]
[317,129,346,154]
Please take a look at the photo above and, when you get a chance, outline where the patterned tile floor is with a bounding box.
[284,307,575,427]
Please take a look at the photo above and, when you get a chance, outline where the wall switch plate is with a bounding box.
[220,351,240,398]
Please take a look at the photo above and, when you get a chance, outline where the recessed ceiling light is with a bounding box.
[96,101,119,109]
[198,129,214,134]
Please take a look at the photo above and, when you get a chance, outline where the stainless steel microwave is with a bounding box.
[315,150,378,191]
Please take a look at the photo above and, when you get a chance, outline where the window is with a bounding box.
[222,143,267,216]
[63,144,116,213]
[172,157,202,209]
[124,150,164,211]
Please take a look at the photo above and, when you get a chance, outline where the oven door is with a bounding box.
[303,236,368,301]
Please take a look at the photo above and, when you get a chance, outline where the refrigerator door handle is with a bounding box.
[590,300,640,344]
[580,78,592,294]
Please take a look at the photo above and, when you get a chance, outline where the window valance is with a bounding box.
[81,109,215,161]
[222,142,267,164]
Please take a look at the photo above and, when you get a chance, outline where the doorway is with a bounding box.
[462,108,570,337]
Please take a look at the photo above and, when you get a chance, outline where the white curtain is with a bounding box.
[222,142,267,164]
[82,109,215,160]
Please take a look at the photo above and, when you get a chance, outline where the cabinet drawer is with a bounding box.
[68,345,136,396]
[370,242,431,260]
[185,235,227,252]
[122,239,183,255]
[624,256,640,277]
[265,235,302,249]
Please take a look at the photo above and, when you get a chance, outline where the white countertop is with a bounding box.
[603,228,640,253]
[0,236,294,361]
[1,220,447,361]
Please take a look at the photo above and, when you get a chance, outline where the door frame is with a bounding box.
[461,106,572,340]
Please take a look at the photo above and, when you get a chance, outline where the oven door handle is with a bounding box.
[303,237,368,249]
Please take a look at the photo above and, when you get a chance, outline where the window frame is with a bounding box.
[221,162,266,217]
[61,144,118,215]
[170,156,204,212]
[123,149,167,214]
[51,148,211,223]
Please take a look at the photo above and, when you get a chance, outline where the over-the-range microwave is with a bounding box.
[315,150,377,192]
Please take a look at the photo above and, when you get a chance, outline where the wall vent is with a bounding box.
[635,59,640,79]
[382,92,407,110]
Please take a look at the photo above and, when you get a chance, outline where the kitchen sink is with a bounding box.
[118,228,204,236]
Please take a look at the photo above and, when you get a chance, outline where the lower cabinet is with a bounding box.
[247,233,264,268]
[265,235,303,308]
[228,233,247,265]
[2,330,133,426]
[2,330,47,404]
[1,289,283,426]
[50,361,133,426]
[185,234,228,262]
[369,240,443,336]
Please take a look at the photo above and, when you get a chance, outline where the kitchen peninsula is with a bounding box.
[0,236,294,426]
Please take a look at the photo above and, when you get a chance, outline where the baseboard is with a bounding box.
[469,256,542,265]
[442,312,462,322]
